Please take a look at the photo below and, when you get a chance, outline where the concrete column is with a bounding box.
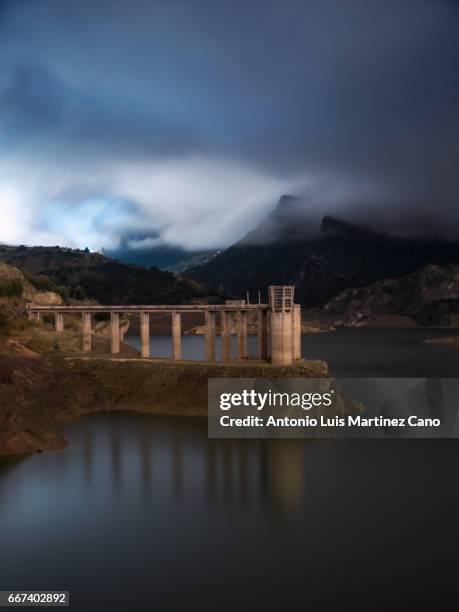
[140,311,150,358]
[270,310,283,365]
[221,310,231,362]
[258,310,268,360]
[82,311,92,352]
[293,304,301,360]
[270,310,293,365]
[31,311,41,322]
[237,311,248,359]
[55,311,64,332]
[110,312,120,354]
[204,310,216,362]
[172,311,182,360]
[27,309,34,321]
[283,311,293,365]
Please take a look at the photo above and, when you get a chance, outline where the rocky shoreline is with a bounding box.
[0,326,328,457]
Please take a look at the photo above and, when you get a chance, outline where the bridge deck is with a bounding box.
[27,304,270,313]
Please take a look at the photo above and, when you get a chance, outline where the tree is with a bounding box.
[73,285,86,300]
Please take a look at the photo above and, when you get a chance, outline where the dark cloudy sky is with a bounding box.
[1,0,458,251]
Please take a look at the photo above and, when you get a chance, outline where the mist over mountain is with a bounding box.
[240,195,321,245]
[1,1,459,253]
[185,196,459,307]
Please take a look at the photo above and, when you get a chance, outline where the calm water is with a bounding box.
[125,332,259,360]
[1,330,459,610]
[125,328,459,376]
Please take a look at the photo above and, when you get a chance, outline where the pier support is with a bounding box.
[55,312,64,332]
[110,312,120,354]
[172,311,181,360]
[205,310,216,362]
[237,311,248,359]
[140,311,150,358]
[293,304,301,360]
[221,311,231,362]
[258,310,268,360]
[82,312,92,352]
[28,295,300,365]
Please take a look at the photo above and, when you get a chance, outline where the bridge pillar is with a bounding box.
[258,310,268,360]
[205,310,216,362]
[82,312,92,352]
[140,311,150,358]
[55,312,64,332]
[237,311,247,359]
[110,312,120,354]
[293,304,301,360]
[220,311,231,361]
[172,311,181,360]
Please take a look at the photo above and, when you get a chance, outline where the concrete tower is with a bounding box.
[268,285,295,365]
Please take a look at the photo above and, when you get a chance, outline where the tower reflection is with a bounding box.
[140,418,153,491]
[69,413,306,514]
[82,419,93,485]
[110,415,121,487]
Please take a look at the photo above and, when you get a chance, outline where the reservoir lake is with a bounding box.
[1,329,459,610]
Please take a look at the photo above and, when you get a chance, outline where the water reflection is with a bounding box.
[172,425,183,496]
[140,418,153,490]
[2,413,459,610]
[47,413,308,515]
[266,440,304,513]
[82,419,92,485]
[110,414,121,486]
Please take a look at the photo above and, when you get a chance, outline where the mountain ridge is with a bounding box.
[185,196,459,308]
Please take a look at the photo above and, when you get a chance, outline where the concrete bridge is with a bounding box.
[27,285,301,366]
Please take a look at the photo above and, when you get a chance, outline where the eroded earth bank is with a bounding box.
[0,323,328,456]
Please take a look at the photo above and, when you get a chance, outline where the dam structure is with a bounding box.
[27,285,301,366]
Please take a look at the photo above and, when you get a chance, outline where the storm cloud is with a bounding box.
[1,0,458,250]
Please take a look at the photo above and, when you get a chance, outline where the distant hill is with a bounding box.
[321,263,459,327]
[0,245,210,305]
[185,195,459,307]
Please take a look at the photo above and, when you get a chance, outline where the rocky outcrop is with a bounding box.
[23,287,63,305]
[323,264,459,327]
[0,261,62,305]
